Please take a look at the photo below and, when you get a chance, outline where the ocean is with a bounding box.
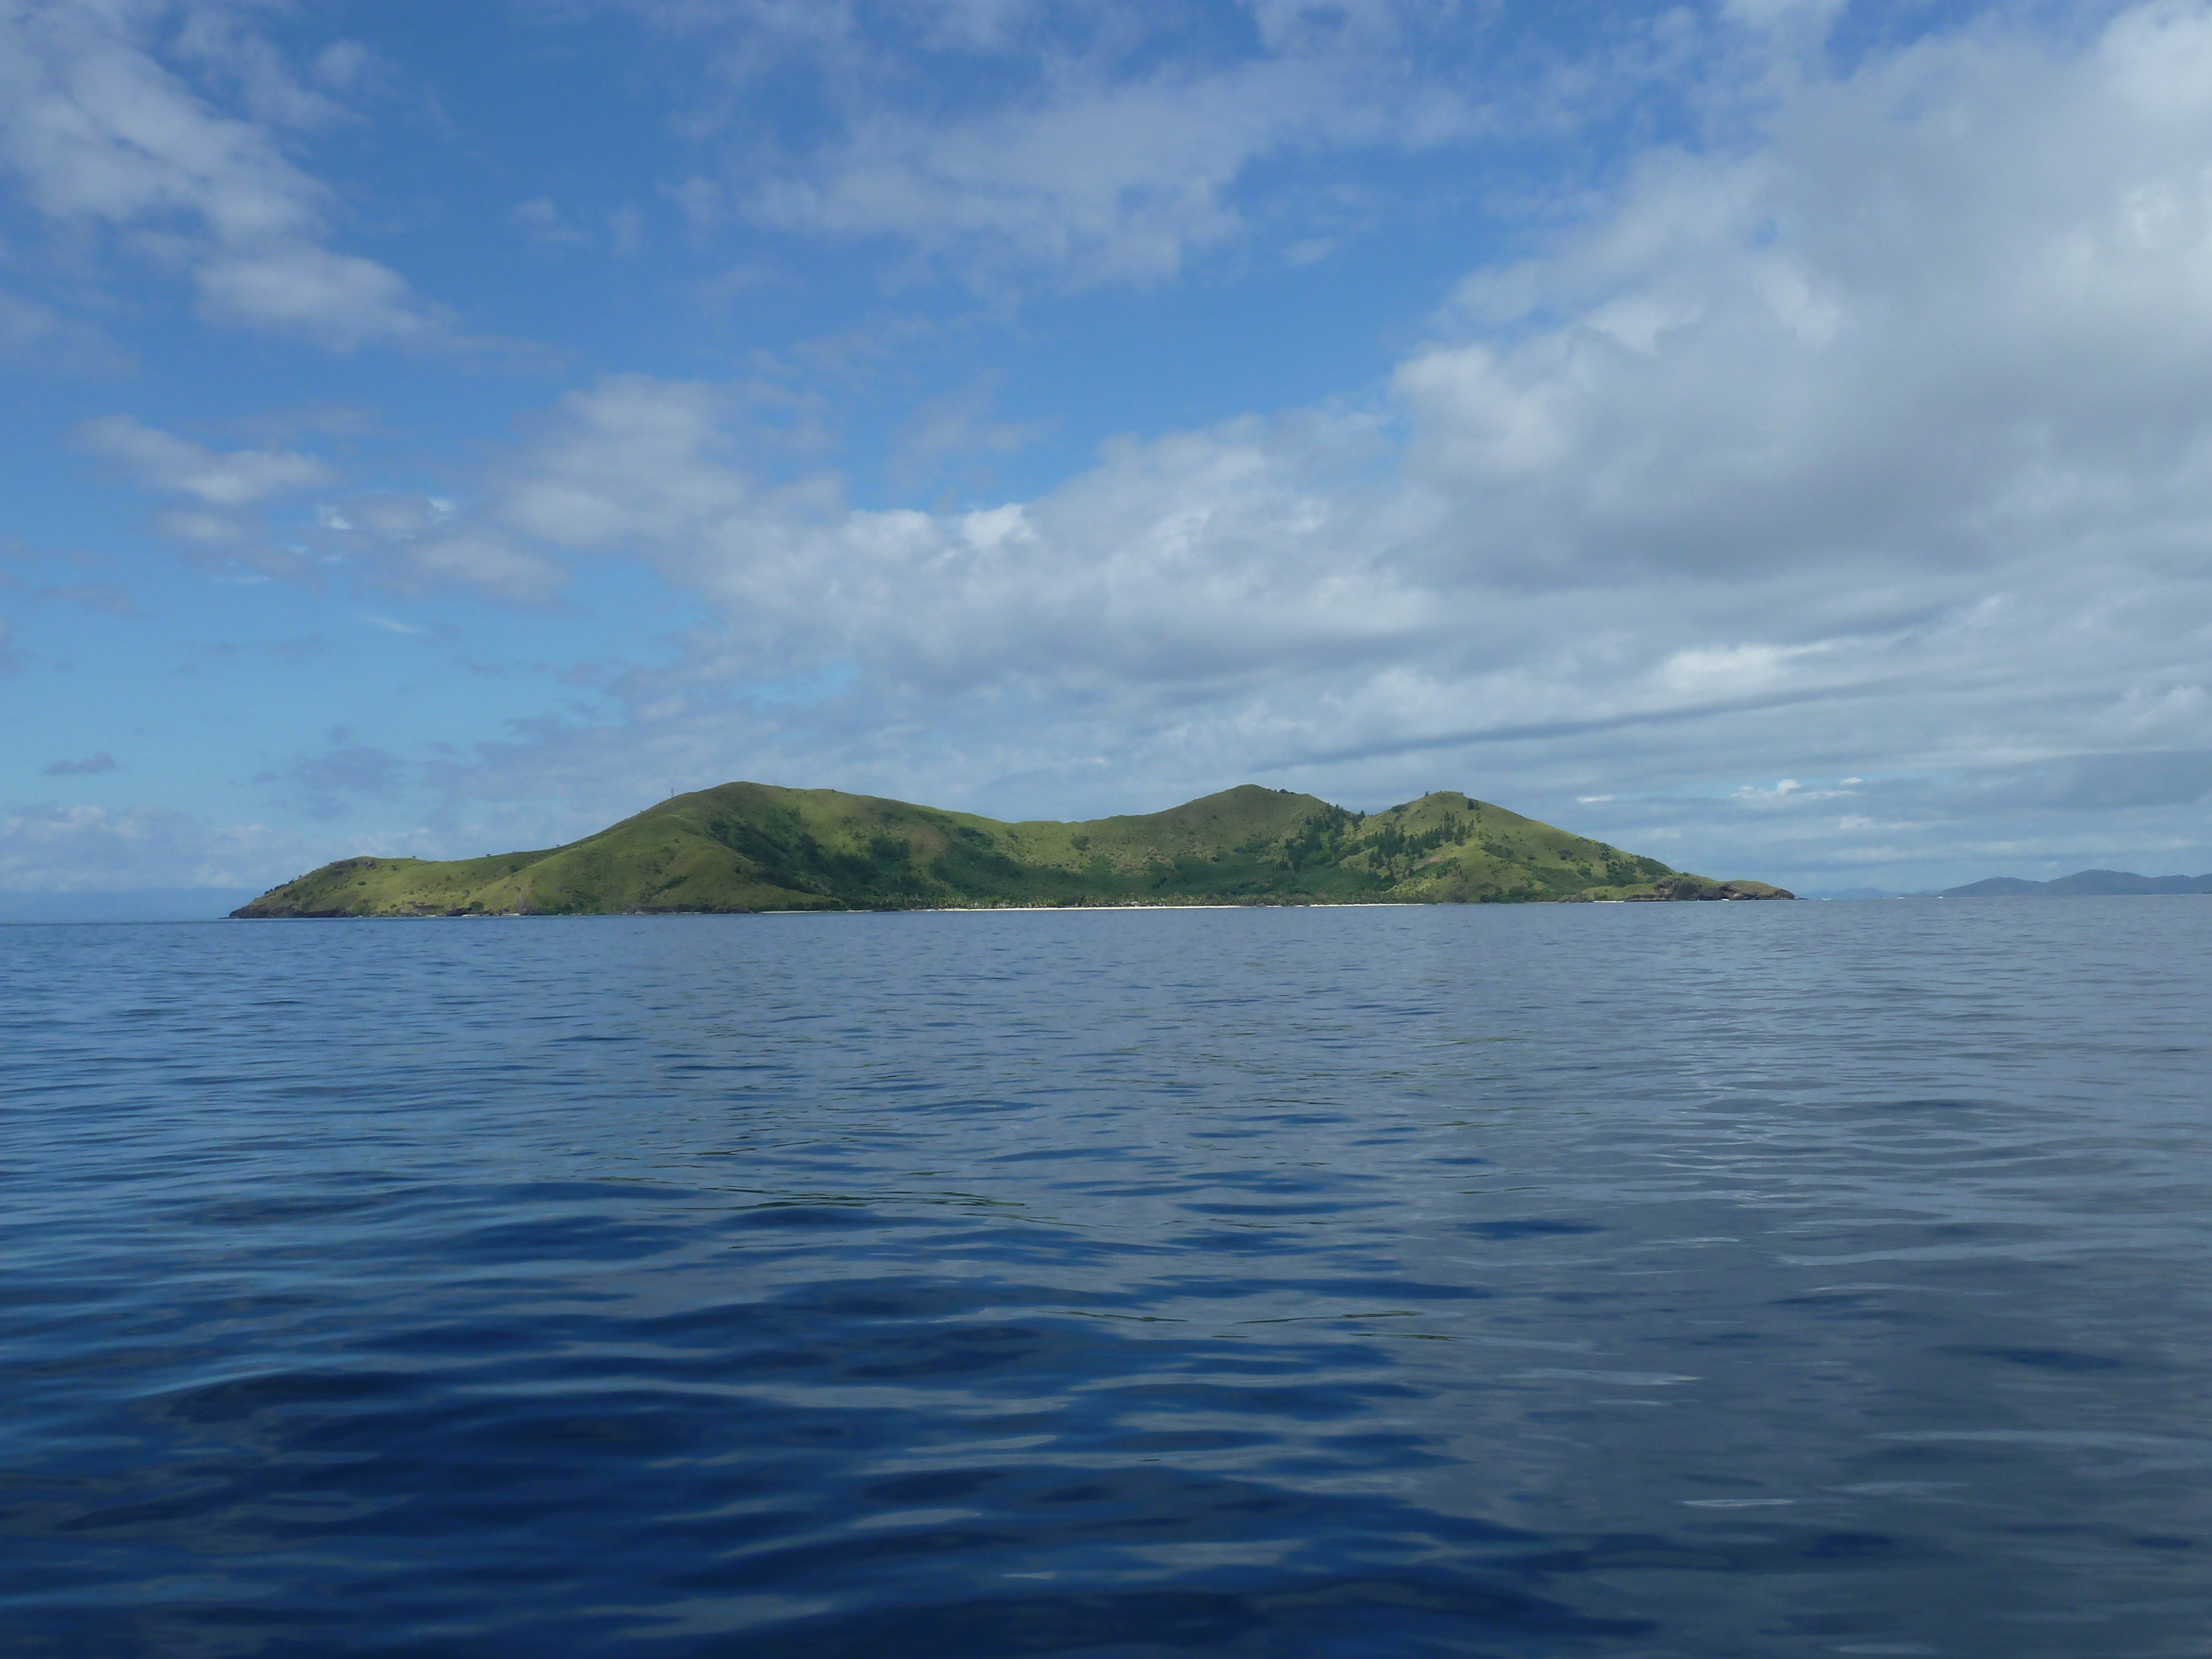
[3,901,2207,1656]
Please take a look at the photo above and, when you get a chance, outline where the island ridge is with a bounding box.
[232,782,1794,917]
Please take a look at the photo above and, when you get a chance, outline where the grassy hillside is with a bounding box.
[232,782,1792,916]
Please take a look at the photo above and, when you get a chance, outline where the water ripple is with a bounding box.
[2,901,2208,1656]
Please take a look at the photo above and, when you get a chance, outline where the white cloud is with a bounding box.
[75,411,330,576]
[891,375,1046,486]
[194,243,434,348]
[1732,778,1824,805]
[0,284,129,372]
[1721,0,1847,33]
[312,39,374,96]
[317,494,568,606]
[490,373,1430,697]
[76,416,565,602]
[609,206,646,256]
[630,0,1519,289]
[0,1,442,347]
[743,75,1264,285]
[513,196,588,247]
[0,288,56,348]
[78,414,332,505]
[1403,5,2212,592]
[0,799,441,893]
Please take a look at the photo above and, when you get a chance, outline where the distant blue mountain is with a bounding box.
[1938,869,2212,898]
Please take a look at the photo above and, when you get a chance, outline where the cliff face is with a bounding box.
[233,783,1795,916]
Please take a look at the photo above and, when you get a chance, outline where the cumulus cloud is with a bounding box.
[490,373,1426,698]
[1402,14,2212,594]
[0,1,443,347]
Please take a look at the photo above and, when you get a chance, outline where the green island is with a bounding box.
[232,782,1794,917]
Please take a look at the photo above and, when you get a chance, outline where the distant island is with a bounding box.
[1934,868,2212,898]
[232,783,1796,917]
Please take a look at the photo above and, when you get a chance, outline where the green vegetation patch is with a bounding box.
[233,782,1791,917]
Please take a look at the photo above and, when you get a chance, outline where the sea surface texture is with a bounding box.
[3,903,2208,1657]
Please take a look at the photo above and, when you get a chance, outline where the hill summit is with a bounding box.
[232,783,1793,917]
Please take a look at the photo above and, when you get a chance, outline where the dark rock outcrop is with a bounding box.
[1626,877,1795,902]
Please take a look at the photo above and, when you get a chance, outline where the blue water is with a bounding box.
[3,902,2208,1657]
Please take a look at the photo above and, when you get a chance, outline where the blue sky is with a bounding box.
[4,0,2210,908]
